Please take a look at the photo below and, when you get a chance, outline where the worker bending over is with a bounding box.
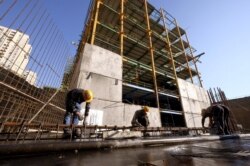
[201,104,230,135]
[63,88,93,138]
[131,106,150,127]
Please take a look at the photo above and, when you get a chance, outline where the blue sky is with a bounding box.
[43,0,250,99]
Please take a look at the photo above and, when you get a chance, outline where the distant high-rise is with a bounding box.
[23,70,37,86]
[0,25,36,85]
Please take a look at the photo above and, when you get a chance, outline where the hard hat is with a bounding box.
[143,106,149,112]
[83,90,93,103]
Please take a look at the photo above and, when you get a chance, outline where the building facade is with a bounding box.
[69,0,211,128]
[0,25,36,85]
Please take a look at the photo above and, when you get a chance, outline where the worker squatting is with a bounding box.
[63,88,231,138]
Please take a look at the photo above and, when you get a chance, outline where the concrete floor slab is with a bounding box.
[1,136,250,166]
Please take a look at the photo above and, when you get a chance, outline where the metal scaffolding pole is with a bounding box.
[120,0,124,57]
[174,19,194,83]
[160,8,188,127]
[82,0,96,45]
[96,21,193,79]
[184,33,203,87]
[160,9,179,92]
[144,0,160,109]
[90,0,101,45]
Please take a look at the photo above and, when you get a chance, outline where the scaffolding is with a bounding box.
[72,0,203,126]
[0,0,247,150]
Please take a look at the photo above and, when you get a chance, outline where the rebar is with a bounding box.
[0,0,70,126]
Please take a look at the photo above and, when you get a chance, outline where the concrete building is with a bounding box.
[23,70,37,86]
[0,25,35,85]
[69,0,210,128]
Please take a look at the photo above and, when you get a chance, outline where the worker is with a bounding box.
[131,106,150,127]
[63,89,93,138]
[219,104,230,134]
[201,104,229,135]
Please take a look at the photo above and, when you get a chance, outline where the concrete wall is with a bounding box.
[84,100,161,127]
[74,43,122,102]
[228,97,250,129]
[178,78,210,128]
[73,44,161,127]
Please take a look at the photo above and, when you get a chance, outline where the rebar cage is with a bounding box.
[0,0,70,126]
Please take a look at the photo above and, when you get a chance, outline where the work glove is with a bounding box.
[76,111,84,121]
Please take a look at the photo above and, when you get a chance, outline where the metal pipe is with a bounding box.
[123,57,175,79]
[160,9,180,92]
[97,22,193,77]
[144,0,160,109]
[120,0,124,57]
[0,135,243,155]
[82,0,95,44]
[123,82,179,98]
[160,8,189,127]
[174,19,194,83]
[90,0,101,44]
[99,2,186,59]
[184,33,203,87]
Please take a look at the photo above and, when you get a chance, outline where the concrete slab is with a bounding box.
[1,134,249,156]
[86,99,161,127]
[178,78,211,128]
[75,44,122,102]
[79,43,122,80]
[2,136,250,165]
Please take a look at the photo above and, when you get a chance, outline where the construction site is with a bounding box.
[0,0,250,165]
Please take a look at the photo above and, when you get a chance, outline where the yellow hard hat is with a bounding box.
[143,106,149,112]
[83,90,93,103]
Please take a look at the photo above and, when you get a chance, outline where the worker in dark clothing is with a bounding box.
[201,104,230,135]
[131,106,150,127]
[63,88,93,138]
[220,104,230,134]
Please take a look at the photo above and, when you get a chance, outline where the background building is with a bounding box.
[23,70,37,86]
[0,25,35,85]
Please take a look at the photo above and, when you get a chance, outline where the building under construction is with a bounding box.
[69,0,210,128]
[0,0,211,141]
[1,1,249,162]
